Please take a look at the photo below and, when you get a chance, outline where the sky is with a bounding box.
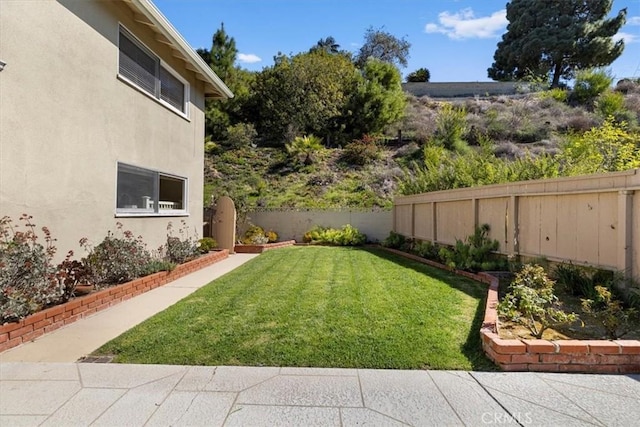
[152,0,640,82]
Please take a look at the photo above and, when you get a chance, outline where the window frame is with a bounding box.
[115,162,189,217]
[117,24,190,119]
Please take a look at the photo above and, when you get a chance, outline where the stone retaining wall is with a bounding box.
[381,247,640,373]
[0,250,229,353]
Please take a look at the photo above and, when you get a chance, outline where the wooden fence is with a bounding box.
[393,169,640,280]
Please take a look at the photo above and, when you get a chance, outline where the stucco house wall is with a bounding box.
[0,0,230,260]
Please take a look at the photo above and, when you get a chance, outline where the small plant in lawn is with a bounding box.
[498,264,578,339]
[581,285,638,339]
[82,223,151,286]
[197,237,218,253]
[0,214,63,322]
[165,221,199,264]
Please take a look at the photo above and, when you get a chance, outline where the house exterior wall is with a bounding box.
[393,170,640,280]
[0,0,207,259]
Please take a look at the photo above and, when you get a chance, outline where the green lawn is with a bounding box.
[94,246,495,370]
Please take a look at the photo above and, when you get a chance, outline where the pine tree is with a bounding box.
[488,0,627,87]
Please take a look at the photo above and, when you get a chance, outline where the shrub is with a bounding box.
[165,221,199,264]
[414,240,441,261]
[197,237,218,253]
[242,225,267,245]
[0,215,63,322]
[382,231,406,249]
[264,230,278,243]
[303,225,366,246]
[553,263,598,299]
[498,264,578,338]
[82,223,151,286]
[595,90,626,119]
[433,103,468,152]
[539,88,568,103]
[56,250,92,302]
[582,285,637,339]
[141,260,177,276]
[286,135,323,165]
[225,123,257,149]
[437,224,505,272]
[571,68,613,105]
[342,134,382,166]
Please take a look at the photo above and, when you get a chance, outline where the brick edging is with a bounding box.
[0,249,229,353]
[234,240,296,254]
[379,246,640,373]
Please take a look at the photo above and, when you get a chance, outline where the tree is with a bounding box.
[197,24,255,142]
[355,26,411,69]
[310,36,340,54]
[406,68,430,82]
[346,58,407,138]
[488,0,627,88]
[251,51,359,144]
[285,135,324,165]
[209,22,237,82]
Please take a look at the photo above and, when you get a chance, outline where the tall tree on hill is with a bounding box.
[209,22,237,82]
[355,27,411,69]
[310,36,341,54]
[488,0,627,88]
[198,23,254,142]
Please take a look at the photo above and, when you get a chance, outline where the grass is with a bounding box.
[93,246,495,370]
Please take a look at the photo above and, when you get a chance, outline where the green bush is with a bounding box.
[141,260,177,276]
[382,231,406,249]
[197,237,218,253]
[225,123,257,149]
[0,215,63,322]
[539,88,568,103]
[414,240,441,261]
[264,230,278,243]
[582,285,637,339]
[242,225,268,245]
[595,90,626,119]
[437,224,505,272]
[303,225,366,246]
[498,264,578,338]
[433,103,468,152]
[553,263,598,299]
[572,68,613,105]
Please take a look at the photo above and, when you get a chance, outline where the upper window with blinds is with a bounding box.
[118,26,189,116]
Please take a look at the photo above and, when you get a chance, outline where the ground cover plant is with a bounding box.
[93,246,494,370]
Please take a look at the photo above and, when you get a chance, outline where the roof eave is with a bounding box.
[127,0,234,99]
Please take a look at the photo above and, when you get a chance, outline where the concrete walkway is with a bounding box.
[1,253,640,426]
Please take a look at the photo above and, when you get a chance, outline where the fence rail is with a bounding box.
[393,169,640,280]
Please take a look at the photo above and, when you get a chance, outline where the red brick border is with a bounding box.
[381,247,640,373]
[0,250,229,353]
[234,240,296,254]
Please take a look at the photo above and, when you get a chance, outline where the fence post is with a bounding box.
[431,202,438,243]
[618,190,634,281]
[507,195,520,256]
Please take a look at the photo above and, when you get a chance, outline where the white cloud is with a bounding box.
[425,8,507,40]
[237,53,261,63]
[628,16,640,25]
[614,32,638,44]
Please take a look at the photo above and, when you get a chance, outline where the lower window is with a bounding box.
[116,163,187,215]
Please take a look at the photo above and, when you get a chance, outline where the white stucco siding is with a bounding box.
[0,0,206,260]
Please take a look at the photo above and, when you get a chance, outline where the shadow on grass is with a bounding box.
[364,246,498,371]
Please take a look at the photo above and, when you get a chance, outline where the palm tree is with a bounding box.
[310,37,340,54]
[286,135,323,165]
